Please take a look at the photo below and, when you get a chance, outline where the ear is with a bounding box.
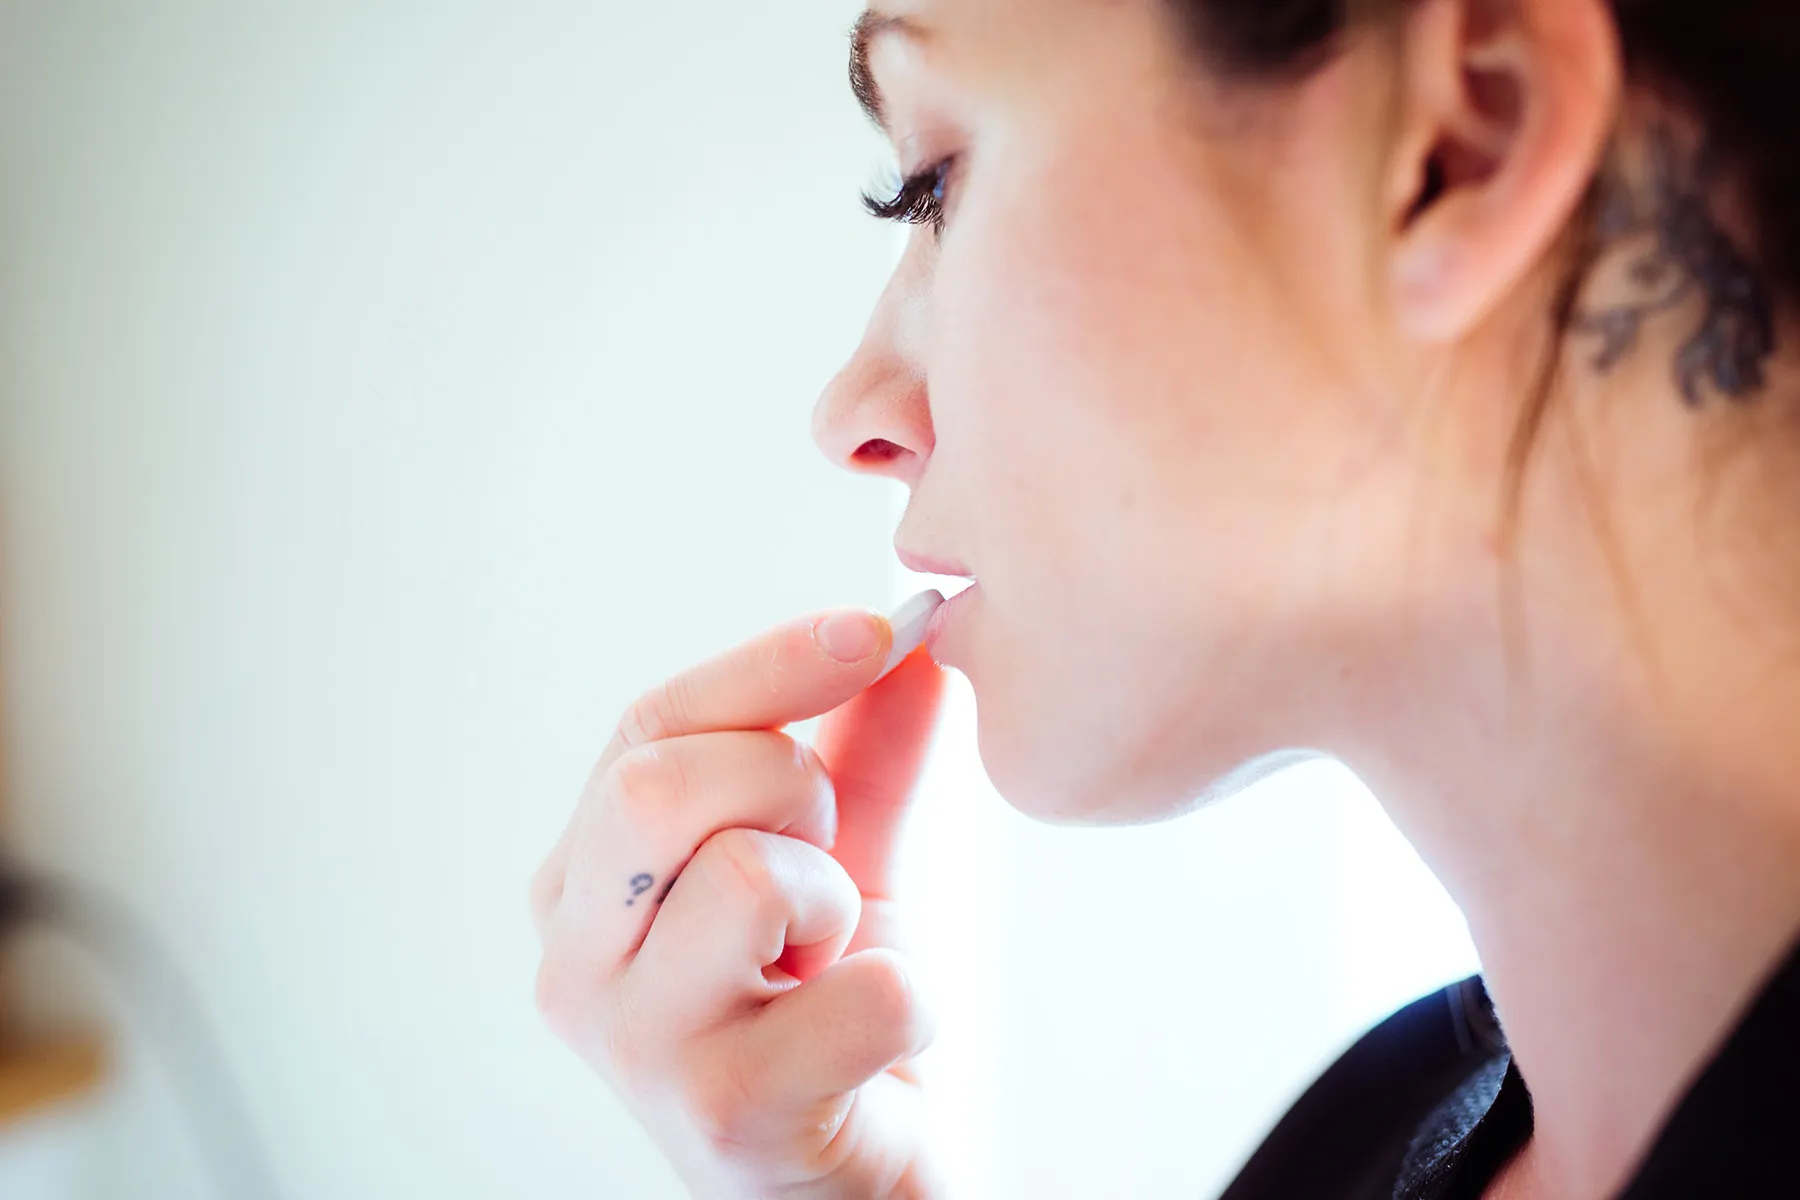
[1386,0,1622,341]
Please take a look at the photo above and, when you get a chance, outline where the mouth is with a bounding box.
[894,544,978,659]
[923,579,979,653]
[894,544,977,595]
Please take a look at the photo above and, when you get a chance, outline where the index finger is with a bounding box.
[593,609,896,780]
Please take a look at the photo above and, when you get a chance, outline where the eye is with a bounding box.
[861,156,957,236]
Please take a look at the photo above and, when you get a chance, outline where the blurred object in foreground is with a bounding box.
[0,1034,108,1199]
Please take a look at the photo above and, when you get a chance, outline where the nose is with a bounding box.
[811,248,934,485]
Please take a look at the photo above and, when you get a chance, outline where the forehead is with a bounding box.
[855,0,1136,55]
[852,0,1177,116]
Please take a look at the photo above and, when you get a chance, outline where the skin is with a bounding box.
[534,0,1800,1196]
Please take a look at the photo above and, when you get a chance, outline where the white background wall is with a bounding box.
[0,4,1475,1198]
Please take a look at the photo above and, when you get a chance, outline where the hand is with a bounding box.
[531,608,951,1199]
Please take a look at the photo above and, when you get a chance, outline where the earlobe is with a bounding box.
[1387,0,1622,343]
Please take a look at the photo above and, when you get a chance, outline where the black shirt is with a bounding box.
[1220,931,1800,1198]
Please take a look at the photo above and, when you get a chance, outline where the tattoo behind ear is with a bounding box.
[1574,124,1776,408]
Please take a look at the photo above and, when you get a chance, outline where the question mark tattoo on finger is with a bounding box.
[624,870,681,907]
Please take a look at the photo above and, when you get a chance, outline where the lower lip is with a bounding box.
[923,582,979,655]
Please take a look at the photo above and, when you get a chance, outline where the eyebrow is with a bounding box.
[849,10,927,132]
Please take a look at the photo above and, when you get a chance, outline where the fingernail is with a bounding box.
[814,612,883,664]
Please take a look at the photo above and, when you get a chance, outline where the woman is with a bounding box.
[531,1,1800,1195]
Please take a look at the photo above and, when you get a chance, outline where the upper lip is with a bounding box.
[895,544,976,578]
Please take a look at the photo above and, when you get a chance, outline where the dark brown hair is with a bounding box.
[1173,1,1800,308]
[1172,2,1800,672]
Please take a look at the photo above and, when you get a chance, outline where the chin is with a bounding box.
[969,707,1169,826]
[969,709,1096,823]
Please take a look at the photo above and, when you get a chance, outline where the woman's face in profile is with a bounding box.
[815,0,1495,823]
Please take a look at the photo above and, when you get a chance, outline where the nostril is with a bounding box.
[854,438,906,465]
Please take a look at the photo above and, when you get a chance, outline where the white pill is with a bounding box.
[871,588,945,684]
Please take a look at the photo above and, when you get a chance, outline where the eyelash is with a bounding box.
[862,158,955,235]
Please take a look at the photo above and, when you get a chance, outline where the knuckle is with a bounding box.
[615,691,667,749]
[795,741,839,842]
[693,828,785,919]
[528,857,564,929]
[794,739,836,802]
[617,673,700,750]
[533,950,582,1034]
[605,744,689,840]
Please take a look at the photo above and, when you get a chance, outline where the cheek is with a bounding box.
[933,155,1226,581]
[920,176,1265,817]
[922,130,1399,821]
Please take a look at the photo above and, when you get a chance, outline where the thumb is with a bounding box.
[811,644,949,902]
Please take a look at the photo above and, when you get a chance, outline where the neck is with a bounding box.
[1348,545,1800,1197]
[1458,774,1800,1198]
